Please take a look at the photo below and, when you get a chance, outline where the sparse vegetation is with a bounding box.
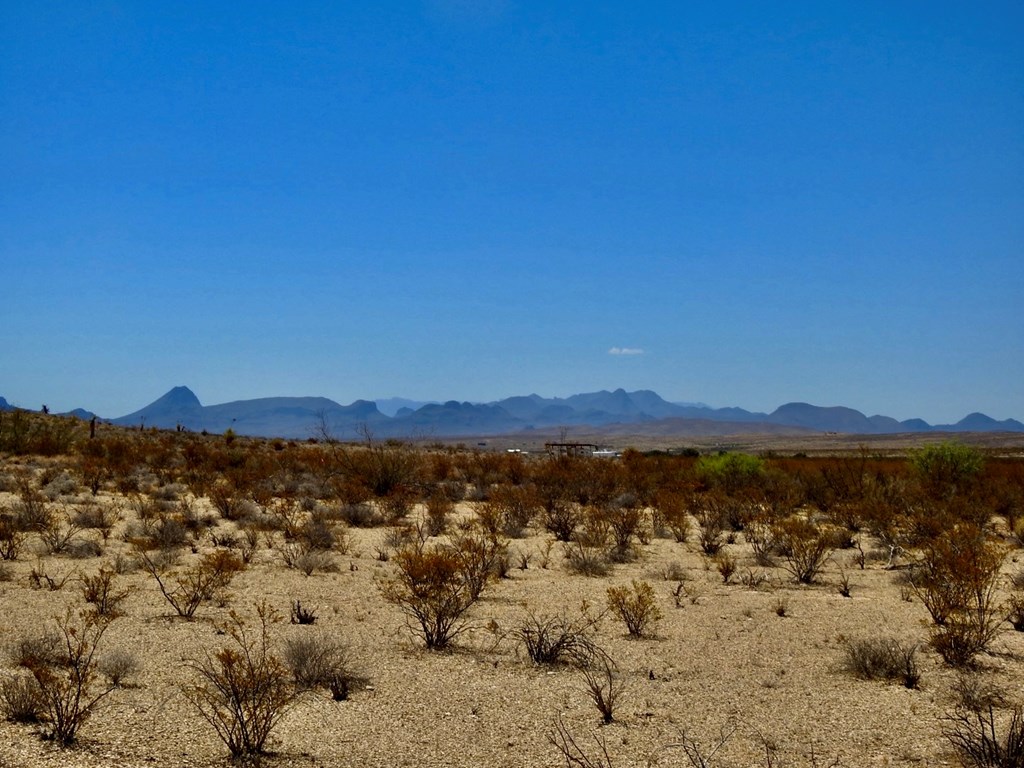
[606,579,661,638]
[516,607,602,666]
[0,413,1021,765]
[14,609,117,745]
[183,603,297,759]
[379,541,480,649]
[841,636,920,688]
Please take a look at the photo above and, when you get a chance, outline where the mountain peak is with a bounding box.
[154,386,202,409]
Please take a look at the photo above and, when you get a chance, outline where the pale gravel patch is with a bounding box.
[0,495,1021,766]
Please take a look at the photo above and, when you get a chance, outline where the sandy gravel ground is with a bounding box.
[0,486,1022,768]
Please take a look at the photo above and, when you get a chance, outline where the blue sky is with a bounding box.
[2,2,1022,423]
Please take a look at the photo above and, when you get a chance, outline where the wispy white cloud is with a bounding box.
[608,347,644,356]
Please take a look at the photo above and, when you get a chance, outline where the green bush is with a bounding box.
[695,452,764,494]
[912,442,984,501]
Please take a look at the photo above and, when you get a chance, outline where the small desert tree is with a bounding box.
[912,441,984,501]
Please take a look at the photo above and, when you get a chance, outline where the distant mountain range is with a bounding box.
[5,386,1015,440]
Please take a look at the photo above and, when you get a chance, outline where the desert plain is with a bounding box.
[1,414,1023,767]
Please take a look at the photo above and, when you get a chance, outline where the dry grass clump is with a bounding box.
[515,607,602,666]
[97,649,141,688]
[840,636,920,688]
[282,631,364,701]
[0,675,46,724]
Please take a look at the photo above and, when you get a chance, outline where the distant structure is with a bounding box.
[544,442,599,457]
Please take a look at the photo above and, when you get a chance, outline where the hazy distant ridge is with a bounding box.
[80,386,1024,439]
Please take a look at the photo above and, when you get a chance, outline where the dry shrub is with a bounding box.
[15,610,117,746]
[606,580,661,638]
[580,655,623,725]
[208,483,242,521]
[548,715,614,768]
[183,603,297,759]
[283,632,363,700]
[130,512,189,552]
[277,539,337,576]
[380,542,479,649]
[80,566,131,618]
[0,514,26,560]
[693,499,726,556]
[543,500,583,543]
[336,501,384,528]
[516,607,602,666]
[425,489,454,536]
[744,517,777,566]
[563,537,610,578]
[910,525,1006,666]
[141,549,244,619]
[28,561,74,591]
[771,516,837,584]
[713,550,737,584]
[653,488,691,543]
[97,649,141,688]
[841,636,920,688]
[451,530,507,600]
[72,501,120,541]
[12,475,52,532]
[0,674,46,723]
[601,493,645,561]
[1007,595,1024,633]
[478,483,537,538]
[284,601,315,628]
[944,705,1024,768]
[38,509,84,555]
